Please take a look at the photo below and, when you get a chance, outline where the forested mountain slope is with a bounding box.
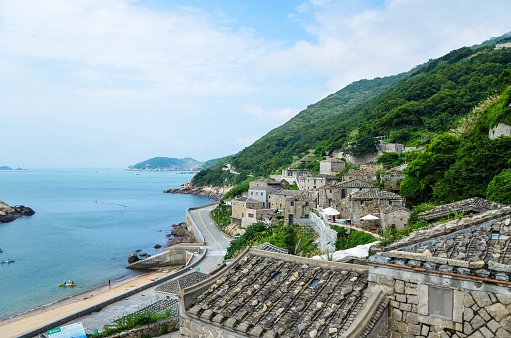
[194,38,511,189]
[260,71,413,141]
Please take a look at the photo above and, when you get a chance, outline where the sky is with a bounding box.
[1,0,511,168]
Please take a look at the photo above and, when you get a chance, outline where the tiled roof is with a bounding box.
[418,197,506,221]
[250,186,279,192]
[291,193,315,201]
[347,170,375,176]
[370,207,511,283]
[321,158,345,163]
[335,179,376,189]
[253,242,289,254]
[182,249,383,337]
[156,271,209,295]
[351,189,403,200]
[233,197,263,204]
[271,189,304,197]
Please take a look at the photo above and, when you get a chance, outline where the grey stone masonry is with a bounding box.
[369,265,511,338]
[179,248,385,337]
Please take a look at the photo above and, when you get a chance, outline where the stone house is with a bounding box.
[283,192,315,225]
[297,175,338,191]
[378,142,405,154]
[282,168,311,179]
[316,178,377,209]
[379,205,411,230]
[336,189,404,228]
[249,179,282,188]
[380,173,406,194]
[267,189,304,212]
[247,186,279,208]
[179,247,389,337]
[369,206,511,338]
[342,169,376,183]
[231,197,271,226]
[319,158,346,175]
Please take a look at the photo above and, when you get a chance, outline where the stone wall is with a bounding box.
[108,318,179,338]
[380,208,410,230]
[369,263,511,338]
[180,316,247,338]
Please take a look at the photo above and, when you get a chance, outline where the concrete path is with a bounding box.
[62,203,231,334]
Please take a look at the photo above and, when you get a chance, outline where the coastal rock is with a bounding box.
[163,182,230,201]
[128,252,140,263]
[0,200,34,223]
[13,205,35,215]
[171,227,187,236]
[154,244,162,249]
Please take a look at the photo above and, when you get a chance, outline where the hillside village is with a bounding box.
[228,140,411,246]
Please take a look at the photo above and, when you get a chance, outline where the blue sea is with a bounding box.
[0,168,210,320]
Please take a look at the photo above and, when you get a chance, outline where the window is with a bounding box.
[305,202,309,206]
[271,272,281,282]
[251,192,253,195]
[248,213,254,218]
[360,201,365,206]
[308,279,319,289]
[291,201,295,206]
[428,286,453,320]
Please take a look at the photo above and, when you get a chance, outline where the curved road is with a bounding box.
[189,204,231,273]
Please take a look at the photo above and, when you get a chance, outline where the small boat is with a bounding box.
[150,277,161,281]
[0,249,3,253]
[1,260,15,264]
[58,283,76,287]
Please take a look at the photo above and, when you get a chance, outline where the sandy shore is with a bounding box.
[0,270,173,338]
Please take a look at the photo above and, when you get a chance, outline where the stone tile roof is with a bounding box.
[346,170,375,176]
[250,186,279,192]
[321,158,345,163]
[291,193,315,201]
[156,271,209,295]
[271,189,304,197]
[351,189,403,201]
[335,179,376,189]
[253,242,289,254]
[182,248,383,337]
[370,207,511,283]
[418,197,506,221]
[233,197,263,204]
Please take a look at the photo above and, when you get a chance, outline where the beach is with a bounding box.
[0,270,171,338]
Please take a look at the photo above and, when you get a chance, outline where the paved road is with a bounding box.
[61,203,231,334]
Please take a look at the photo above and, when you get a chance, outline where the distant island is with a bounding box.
[0,166,26,170]
[126,157,203,171]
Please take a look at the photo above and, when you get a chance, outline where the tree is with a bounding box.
[486,169,511,204]
[345,134,379,157]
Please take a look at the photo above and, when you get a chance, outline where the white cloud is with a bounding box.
[0,0,267,97]
[258,0,511,93]
[244,103,298,123]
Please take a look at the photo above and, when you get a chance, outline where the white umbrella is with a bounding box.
[361,214,379,221]
[322,207,340,216]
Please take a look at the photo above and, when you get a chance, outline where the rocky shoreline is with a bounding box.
[163,182,228,201]
[0,200,34,223]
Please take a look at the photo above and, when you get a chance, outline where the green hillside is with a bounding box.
[260,71,413,141]
[193,35,511,196]
[127,157,202,171]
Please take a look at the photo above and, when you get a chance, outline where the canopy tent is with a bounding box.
[360,214,379,221]
[322,207,340,216]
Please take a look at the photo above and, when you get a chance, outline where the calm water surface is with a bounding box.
[0,168,210,319]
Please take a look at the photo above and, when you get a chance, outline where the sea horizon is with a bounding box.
[0,168,211,320]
